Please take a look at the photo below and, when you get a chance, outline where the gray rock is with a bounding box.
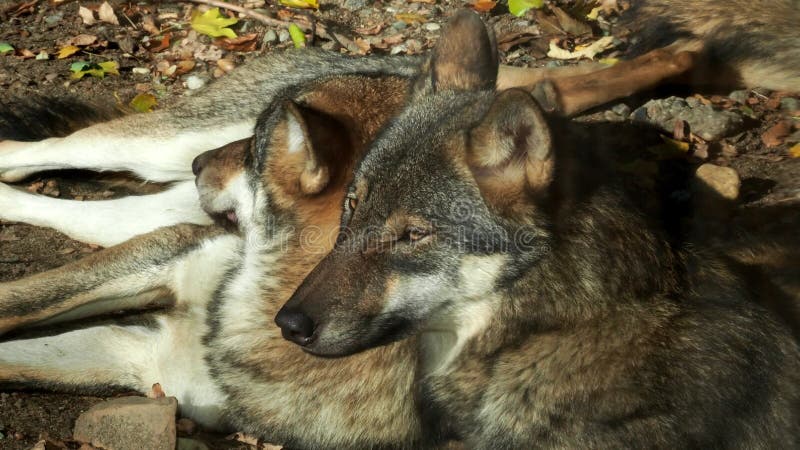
[729,89,749,104]
[546,60,565,68]
[391,21,407,30]
[611,103,631,117]
[343,0,367,10]
[45,14,63,25]
[263,30,278,44]
[631,96,745,141]
[780,97,800,112]
[185,75,205,90]
[423,22,441,32]
[278,30,290,43]
[694,163,740,201]
[73,396,177,450]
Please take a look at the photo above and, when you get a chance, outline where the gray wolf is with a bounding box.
[277,10,800,449]
[0,52,430,449]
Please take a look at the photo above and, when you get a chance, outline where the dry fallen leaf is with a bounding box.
[551,6,592,36]
[355,23,383,35]
[57,45,80,59]
[395,12,427,24]
[214,33,258,52]
[98,1,119,25]
[143,33,171,53]
[471,0,498,12]
[129,93,158,113]
[762,121,792,147]
[789,143,800,158]
[280,0,319,9]
[78,5,96,25]
[547,36,614,60]
[64,34,99,47]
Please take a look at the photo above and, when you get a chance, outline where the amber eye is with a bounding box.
[404,226,430,243]
[348,197,358,211]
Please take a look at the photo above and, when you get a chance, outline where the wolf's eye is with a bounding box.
[402,226,430,243]
[342,193,358,227]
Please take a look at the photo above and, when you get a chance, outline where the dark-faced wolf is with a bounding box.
[278,10,800,449]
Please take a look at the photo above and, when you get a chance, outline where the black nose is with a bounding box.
[275,308,316,346]
[192,149,215,176]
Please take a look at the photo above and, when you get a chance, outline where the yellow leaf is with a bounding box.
[598,57,619,66]
[191,8,238,39]
[587,6,601,20]
[57,45,81,59]
[279,0,319,9]
[129,93,158,113]
[70,60,118,79]
[789,143,800,158]
[288,24,307,48]
[395,13,427,24]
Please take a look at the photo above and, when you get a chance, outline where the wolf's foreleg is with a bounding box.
[0,181,212,246]
[0,224,231,335]
[0,111,254,182]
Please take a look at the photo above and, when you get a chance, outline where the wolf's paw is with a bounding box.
[0,140,40,182]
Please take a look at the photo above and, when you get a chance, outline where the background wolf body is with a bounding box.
[0,52,434,449]
[501,0,800,116]
[277,11,800,449]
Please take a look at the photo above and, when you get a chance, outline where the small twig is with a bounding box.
[181,0,310,32]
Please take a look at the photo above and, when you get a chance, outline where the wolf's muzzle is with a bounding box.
[275,308,316,346]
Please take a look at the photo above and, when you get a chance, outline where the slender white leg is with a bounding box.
[0,116,254,182]
[0,181,213,246]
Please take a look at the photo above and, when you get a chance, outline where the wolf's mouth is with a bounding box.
[211,209,239,232]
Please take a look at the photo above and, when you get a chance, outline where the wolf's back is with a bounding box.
[622,0,800,92]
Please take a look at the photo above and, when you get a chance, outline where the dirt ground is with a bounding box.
[1,0,799,448]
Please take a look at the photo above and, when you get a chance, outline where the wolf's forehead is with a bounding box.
[357,91,492,178]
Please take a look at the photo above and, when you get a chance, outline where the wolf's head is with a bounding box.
[193,74,411,247]
[277,10,556,357]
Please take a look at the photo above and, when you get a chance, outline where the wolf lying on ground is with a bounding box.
[0,53,430,449]
[276,10,800,449]
[1,1,799,449]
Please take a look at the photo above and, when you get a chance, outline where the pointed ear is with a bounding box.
[424,9,498,92]
[266,102,351,200]
[467,89,554,214]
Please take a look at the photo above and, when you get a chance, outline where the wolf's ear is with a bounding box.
[266,102,351,200]
[467,89,554,213]
[423,9,498,92]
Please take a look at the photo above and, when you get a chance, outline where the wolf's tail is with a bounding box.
[0,96,123,141]
[621,0,800,92]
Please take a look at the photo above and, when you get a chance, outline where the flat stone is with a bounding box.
[73,396,177,450]
[631,96,745,141]
[695,163,740,201]
[729,89,749,104]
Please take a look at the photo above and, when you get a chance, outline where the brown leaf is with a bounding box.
[354,37,371,54]
[672,119,689,142]
[762,121,793,147]
[63,34,98,47]
[497,29,539,52]
[214,33,258,52]
[143,33,171,53]
[471,0,497,12]
[355,23,383,35]
[174,60,196,75]
[551,6,592,36]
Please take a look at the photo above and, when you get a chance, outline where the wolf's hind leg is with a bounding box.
[0,224,227,335]
[0,180,212,247]
[0,111,254,182]
[529,49,698,116]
